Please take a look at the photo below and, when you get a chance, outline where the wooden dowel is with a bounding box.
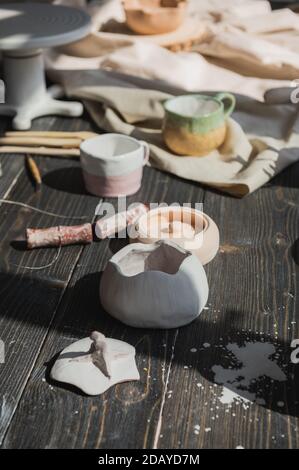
[0,137,83,148]
[4,131,98,139]
[0,146,80,157]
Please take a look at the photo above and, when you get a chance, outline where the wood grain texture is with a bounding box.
[0,119,24,199]
[156,165,299,449]
[2,167,205,449]
[0,112,298,449]
[0,115,102,445]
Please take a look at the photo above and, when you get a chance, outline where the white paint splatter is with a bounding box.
[219,388,254,405]
[190,348,197,353]
[203,343,210,348]
[193,424,200,434]
[212,341,286,406]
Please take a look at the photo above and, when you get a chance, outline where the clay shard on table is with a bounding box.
[50,331,140,395]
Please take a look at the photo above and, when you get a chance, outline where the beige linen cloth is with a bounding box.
[54,69,299,197]
[44,0,299,101]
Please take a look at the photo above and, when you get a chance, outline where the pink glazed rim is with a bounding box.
[130,207,220,265]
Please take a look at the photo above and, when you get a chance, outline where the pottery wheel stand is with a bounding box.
[0,3,91,129]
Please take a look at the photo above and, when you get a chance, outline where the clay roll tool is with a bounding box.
[25,204,149,249]
[95,203,149,239]
[26,223,93,249]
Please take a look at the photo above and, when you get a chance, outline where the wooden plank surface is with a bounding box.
[0,114,298,449]
[0,117,25,199]
[0,115,102,445]
[2,168,206,449]
[156,165,299,449]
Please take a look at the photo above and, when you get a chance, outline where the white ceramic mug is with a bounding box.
[80,133,150,197]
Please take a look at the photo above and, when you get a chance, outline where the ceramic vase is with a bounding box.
[100,240,209,329]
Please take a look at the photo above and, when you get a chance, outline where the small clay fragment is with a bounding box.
[26,223,92,249]
[89,331,112,378]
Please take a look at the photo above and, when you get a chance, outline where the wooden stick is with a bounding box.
[26,154,42,191]
[4,131,98,139]
[0,136,83,148]
[0,146,80,157]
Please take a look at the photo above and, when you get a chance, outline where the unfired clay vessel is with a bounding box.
[123,0,187,36]
[50,331,139,395]
[129,206,219,265]
[100,240,209,328]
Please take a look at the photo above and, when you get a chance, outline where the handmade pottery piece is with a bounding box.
[100,240,209,328]
[80,133,149,197]
[162,93,236,156]
[129,206,219,265]
[123,0,187,36]
[50,331,140,395]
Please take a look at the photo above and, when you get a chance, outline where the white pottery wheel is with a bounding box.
[0,3,91,129]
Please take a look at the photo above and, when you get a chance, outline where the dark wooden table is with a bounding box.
[0,112,298,449]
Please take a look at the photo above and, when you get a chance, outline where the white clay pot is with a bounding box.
[129,206,219,265]
[100,240,209,329]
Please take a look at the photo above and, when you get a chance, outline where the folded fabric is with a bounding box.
[54,69,299,197]
[190,2,299,79]
[45,0,296,100]
[195,24,299,80]
[47,40,291,102]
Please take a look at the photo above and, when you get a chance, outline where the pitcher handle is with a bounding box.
[215,92,236,118]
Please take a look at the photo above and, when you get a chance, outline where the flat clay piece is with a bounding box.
[50,331,140,395]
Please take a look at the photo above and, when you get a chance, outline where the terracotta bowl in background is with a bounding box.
[129,206,220,265]
[123,0,187,35]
